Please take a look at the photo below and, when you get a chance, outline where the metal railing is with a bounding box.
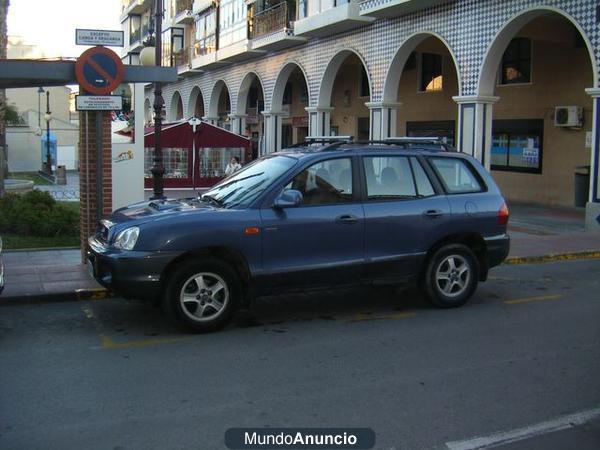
[251,2,295,39]
[173,46,192,67]
[175,0,194,15]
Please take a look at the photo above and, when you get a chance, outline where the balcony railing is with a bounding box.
[173,46,191,67]
[193,40,217,57]
[252,2,295,39]
[175,0,194,15]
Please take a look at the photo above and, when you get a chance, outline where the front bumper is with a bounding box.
[87,237,183,302]
[484,234,511,268]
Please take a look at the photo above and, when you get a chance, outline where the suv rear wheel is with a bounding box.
[162,258,240,332]
[422,244,479,308]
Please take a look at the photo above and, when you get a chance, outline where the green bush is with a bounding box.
[0,190,79,237]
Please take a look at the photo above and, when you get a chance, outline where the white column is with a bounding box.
[262,111,285,154]
[305,106,334,137]
[365,102,402,140]
[453,95,499,170]
[228,114,247,135]
[585,88,600,230]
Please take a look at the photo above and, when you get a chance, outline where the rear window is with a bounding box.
[429,157,484,194]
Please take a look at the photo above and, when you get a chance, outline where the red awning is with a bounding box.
[144,120,251,149]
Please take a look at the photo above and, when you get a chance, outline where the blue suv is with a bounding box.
[88,138,510,332]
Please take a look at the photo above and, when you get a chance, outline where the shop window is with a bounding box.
[500,38,531,85]
[419,53,443,92]
[491,119,543,173]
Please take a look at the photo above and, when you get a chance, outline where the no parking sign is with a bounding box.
[75,46,124,95]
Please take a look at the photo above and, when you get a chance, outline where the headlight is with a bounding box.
[113,227,139,250]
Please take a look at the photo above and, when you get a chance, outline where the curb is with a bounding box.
[0,288,112,307]
[504,250,600,265]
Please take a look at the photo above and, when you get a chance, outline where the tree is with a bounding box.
[0,0,10,198]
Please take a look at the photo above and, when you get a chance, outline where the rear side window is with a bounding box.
[429,157,484,194]
[410,157,435,197]
[363,156,417,199]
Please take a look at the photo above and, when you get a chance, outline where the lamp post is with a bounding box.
[140,0,165,200]
[37,86,44,129]
[44,91,53,176]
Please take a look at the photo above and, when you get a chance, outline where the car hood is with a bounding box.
[108,197,218,227]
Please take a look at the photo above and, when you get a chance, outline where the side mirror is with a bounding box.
[273,189,303,208]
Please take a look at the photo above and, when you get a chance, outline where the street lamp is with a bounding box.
[44,91,53,176]
[37,87,45,129]
[140,0,165,200]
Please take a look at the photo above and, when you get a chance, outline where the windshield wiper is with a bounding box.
[200,194,224,207]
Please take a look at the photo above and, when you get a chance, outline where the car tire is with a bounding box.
[422,244,479,308]
[162,258,240,333]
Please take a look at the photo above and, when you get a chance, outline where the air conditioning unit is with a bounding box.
[554,106,583,128]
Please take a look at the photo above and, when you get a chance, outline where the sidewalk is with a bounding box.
[1,202,599,304]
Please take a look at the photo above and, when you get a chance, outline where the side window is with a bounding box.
[429,157,484,194]
[410,157,435,197]
[363,156,417,199]
[285,158,353,205]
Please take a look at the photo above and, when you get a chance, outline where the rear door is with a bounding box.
[361,154,451,283]
[259,156,365,290]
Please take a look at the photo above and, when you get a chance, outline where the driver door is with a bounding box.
[259,157,365,290]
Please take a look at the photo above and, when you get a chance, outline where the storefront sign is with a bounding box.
[76,95,123,111]
[246,116,258,125]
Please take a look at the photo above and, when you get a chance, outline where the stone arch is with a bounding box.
[187,86,205,118]
[208,79,231,119]
[478,6,598,96]
[318,48,372,108]
[236,71,265,115]
[382,31,461,103]
[169,90,184,121]
[271,60,311,113]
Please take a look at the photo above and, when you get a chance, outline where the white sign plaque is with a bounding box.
[76,95,123,111]
[76,29,124,47]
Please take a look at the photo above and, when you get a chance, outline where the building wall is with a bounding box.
[136,0,600,206]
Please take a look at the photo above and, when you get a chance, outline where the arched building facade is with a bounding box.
[124,0,600,224]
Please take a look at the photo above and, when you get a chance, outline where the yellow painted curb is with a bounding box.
[75,288,112,301]
[505,251,600,265]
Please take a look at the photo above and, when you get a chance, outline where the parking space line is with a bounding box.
[445,406,600,450]
[504,294,562,305]
[345,311,416,323]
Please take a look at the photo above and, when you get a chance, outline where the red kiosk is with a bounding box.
[143,120,252,189]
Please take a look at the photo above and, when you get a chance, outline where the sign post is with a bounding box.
[75,46,125,225]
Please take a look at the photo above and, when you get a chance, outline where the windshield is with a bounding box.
[202,155,298,208]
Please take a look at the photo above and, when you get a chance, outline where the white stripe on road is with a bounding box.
[445,406,600,450]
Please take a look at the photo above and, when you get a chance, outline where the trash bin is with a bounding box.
[56,165,67,186]
[574,165,590,207]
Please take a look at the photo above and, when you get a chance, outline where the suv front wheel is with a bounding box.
[162,258,240,332]
[422,244,479,308]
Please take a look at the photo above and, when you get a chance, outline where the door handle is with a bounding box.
[423,209,444,218]
[335,214,359,224]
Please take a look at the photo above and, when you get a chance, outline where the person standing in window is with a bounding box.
[225,157,242,176]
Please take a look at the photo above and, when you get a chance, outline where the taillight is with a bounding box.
[498,202,509,225]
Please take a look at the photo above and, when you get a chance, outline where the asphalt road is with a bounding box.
[1,259,599,450]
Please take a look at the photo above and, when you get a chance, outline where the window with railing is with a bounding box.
[194,7,218,56]
[162,28,185,66]
[219,0,248,47]
[175,0,194,15]
[129,14,141,44]
[251,1,296,38]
